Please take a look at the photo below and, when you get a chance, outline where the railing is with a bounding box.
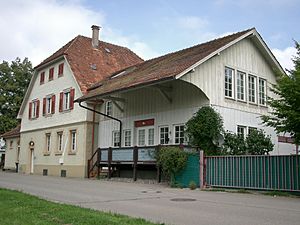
[205,155,300,192]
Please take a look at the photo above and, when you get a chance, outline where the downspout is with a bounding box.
[78,101,122,148]
[91,104,96,154]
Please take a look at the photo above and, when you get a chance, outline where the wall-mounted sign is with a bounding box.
[134,119,155,127]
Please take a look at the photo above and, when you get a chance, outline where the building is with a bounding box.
[77,28,296,156]
[16,25,143,177]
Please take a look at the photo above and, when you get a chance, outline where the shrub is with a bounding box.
[189,181,197,190]
[222,132,246,155]
[246,129,274,155]
[156,146,187,183]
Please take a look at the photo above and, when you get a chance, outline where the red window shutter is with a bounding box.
[28,102,32,119]
[51,95,56,114]
[59,92,63,112]
[42,97,46,116]
[40,72,45,84]
[36,100,40,118]
[70,88,75,110]
[49,68,54,80]
[58,63,64,76]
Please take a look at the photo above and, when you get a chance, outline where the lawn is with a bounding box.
[0,188,162,225]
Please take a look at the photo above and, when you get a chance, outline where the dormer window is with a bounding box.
[58,63,64,77]
[40,72,45,84]
[49,67,54,81]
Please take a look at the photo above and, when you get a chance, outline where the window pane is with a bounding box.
[225,67,234,98]
[175,125,184,144]
[113,131,120,147]
[160,127,169,144]
[138,129,145,146]
[248,75,256,103]
[124,130,131,147]
[237,71,245,101]
[148,128,154,145]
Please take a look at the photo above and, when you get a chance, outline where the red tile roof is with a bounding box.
[78,28,254,102]
[1,125,20,139]
[35,36,143,94]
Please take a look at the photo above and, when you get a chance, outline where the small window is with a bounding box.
[58,63,64,76]
[248,75,257,103]
[57,132,63,152]
[174,125,185,144]
[70,130,77,151]
[112,131,120,147]
[46,96,52,114]
[40,72,45,84]
[248,127,257,135]
[59,89,74,112]
[160,126,169,145]
[237,125,246,138]
[138,129,146,146]
[105,101,112,116]
[259,78,267,105]
[124,130,131,147]
[225,67,234,98]
[63,91,70,111]
[49,67,54,81]
[236,71,246,101]
[31,100,40,119]
[148,128,154,146]
[46,133,51,153]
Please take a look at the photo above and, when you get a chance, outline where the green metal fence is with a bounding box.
[205,155,300,191]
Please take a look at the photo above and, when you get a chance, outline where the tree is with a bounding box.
[222,132,246,155]
[262,41,300,146]
[185,106,224,155]
[0,58,33,134]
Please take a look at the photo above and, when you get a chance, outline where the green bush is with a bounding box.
[156,146,187,184]
[189,181,197,190]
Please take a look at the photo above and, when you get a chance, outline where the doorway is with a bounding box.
[29,148,34,174]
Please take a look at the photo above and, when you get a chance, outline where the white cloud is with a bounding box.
[272,47,297,71]
[177,16,209,30]
[0,0,157,66]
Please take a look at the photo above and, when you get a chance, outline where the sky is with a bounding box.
[0,0,299,71]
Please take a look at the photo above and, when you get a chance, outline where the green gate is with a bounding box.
[205,155,300,191]
[175,154,200,187]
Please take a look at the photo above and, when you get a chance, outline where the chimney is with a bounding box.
[91,25,100,48]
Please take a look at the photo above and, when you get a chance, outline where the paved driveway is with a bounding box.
[0,172,299,225]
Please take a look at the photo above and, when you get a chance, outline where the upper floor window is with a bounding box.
[105,101,112,116]
[49,67,54,81]
[112,131,120,147]
[160,126,169,145]
[40,72,45,84]
[148,128,154,146]
[259,78,266,105]
[248,75,257,103]
[43,95,55,116]
[225,67,234,98]
[29,99,40,119]
[174,125,185,144]
[70,130,77,152]
[57,132,63,152]
[58,63,64,77]
[138,129,146,146]
[59,88,75,112]
[236,71,246,101]
[45,133,51,153]
[124,130,131,147]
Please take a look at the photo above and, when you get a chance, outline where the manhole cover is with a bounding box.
[170,198,196,202]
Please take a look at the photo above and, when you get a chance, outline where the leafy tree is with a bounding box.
[261,41,300,145]
[0,58,32,134]
[186,106,224,155]
[245,129,274,155]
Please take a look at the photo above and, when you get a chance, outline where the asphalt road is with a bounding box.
[0,172,300,225]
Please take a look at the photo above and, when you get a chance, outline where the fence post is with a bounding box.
[108,147,112,179]
[133,146,138,181]
[199,150,205,189]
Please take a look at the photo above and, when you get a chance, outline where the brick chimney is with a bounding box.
[91,25,100,48]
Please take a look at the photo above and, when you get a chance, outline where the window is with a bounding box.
[124,130,131,147]
[40,72,45,84]
[58,63,64,76]
[160,126,169,145]
[174,125,185,144]
[138,129,146,146]
[46,133,51,152]
[237,125,246,138]
[259,78,266,105]
[49,67,54,81]
[248,127,257,135]
[9,140,13,148]
[70,130,76,151]
[43,95,55,115]
[225,67,234,98]
[105,101,112,116]
[148,128,154,145]
[236,71,246,101]
[29,100,40,119]
[57,132,63,152]
[59,89,74,112]
[248,75,257,103]
[112,131,120,147]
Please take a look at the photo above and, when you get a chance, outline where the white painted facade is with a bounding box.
[98,37,295,154]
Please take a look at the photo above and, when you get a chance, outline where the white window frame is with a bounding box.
[237,125,246,138]
[124,130,131,147]
[259,78,267,106]
[236,71,246,101]
[248,127,257,135]
[70,130,77,152]
[46,133,51,152]
[46,95,52,115]
[57,132,63,152]
[63,90,71,111]
[112,131,120,147]
[174,124,185,144]
[225,67,234,99]
[159,126,169,145]
[138,129,146,146]
[148,128,155,146]
[105,101,113,116]
[32,100,38,118]
[248,75,257,103]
